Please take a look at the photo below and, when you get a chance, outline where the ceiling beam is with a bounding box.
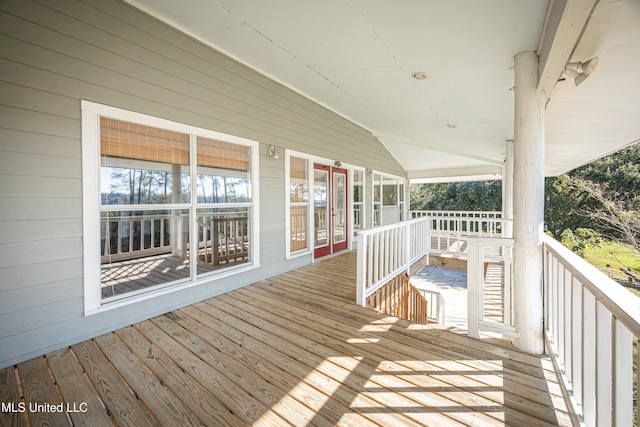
[537,0,600,97]
[374,133,505,166]
[408,164,503,183]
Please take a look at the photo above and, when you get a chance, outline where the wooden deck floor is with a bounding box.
[1,251,571,426]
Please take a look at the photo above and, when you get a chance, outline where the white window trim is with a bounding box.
[81,100,260,315]
[284,151,313,259]
[351,168,366,247]
[370,170,406,226]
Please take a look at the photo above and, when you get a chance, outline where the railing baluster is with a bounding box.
[583,290,596,427]
[596,301,613,427]
[564,270,574,381]
[104,219,112,256]
[116,219,122,255]
[558,263,566,367]
[129,218,134,253]
[572,277,583,411]
[150,218,155,248]
[613,319,633,427]
[141,218,146,250]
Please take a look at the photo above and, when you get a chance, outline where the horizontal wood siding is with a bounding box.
[382,205,401,225]
[0,0,405,368]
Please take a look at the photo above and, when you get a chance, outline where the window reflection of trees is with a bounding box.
[197,175,251,203]
[103,167,190,205]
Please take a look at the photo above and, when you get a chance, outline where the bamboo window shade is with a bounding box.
[100,118,250,171]
[290,156,307,180]
[197,136,250,172]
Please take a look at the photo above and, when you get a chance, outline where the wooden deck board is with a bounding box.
[0,366,26,427]
[1,251,571,426]
[71,339,156,427]
[16,357,67,427]
[46,347,115,426]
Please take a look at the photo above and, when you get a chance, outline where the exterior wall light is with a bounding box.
[563,57,599,86]
[269,145,281,159]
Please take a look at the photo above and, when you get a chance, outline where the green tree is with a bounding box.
[545,142,639,248]
[410,181,502,211]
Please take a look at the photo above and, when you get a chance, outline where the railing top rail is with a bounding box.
[467,236,515,246]
[543,234,640,336]
[410,210,503,216]
[102,214,175,219]
[356,216,430,237]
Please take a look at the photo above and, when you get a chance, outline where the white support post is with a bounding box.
[170,163,184,257]
[502,139,514,239]
[512,51,545,355]
[467,238,482,339]
[356,233,366,306]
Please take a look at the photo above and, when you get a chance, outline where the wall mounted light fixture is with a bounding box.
[268,145,281,160]
[334,160,342,168]
[563,57,599,86]
[365,168,373,176]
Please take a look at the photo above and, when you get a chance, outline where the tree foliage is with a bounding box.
[545,142,639,250]
[410,181,502,211]
[410,142,639,251]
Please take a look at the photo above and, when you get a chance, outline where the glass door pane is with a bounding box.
[333,172,346,244]
[314,169,329,248]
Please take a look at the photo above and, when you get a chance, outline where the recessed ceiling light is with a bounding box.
[411,71,428,80]
[446,124,457,128]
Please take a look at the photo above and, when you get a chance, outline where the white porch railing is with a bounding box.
[409,210,511,254]
[102,211,250,267]
[411,210,503,219]
[360,209,640,426]
[543,235,640,427]
[356,216,431,306]
[197,213,249,266]
[101,214,174,262]
[467,237,516,338]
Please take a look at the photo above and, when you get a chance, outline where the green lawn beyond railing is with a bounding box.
[583,241,640,287]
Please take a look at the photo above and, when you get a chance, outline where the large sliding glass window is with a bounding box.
[83,102,258,311]
[196,137,253,276]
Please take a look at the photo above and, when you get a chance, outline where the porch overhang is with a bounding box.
[126,0,640,179]
[408,164,503,184]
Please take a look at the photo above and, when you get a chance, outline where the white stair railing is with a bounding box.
[419,288,445,324]
[356,216,431,306]
[543,235,640,427]
[467,236,516,338]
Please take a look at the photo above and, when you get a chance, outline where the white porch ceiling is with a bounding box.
[127,0,640,180]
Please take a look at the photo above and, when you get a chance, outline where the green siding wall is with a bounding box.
[0,0,405,368]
